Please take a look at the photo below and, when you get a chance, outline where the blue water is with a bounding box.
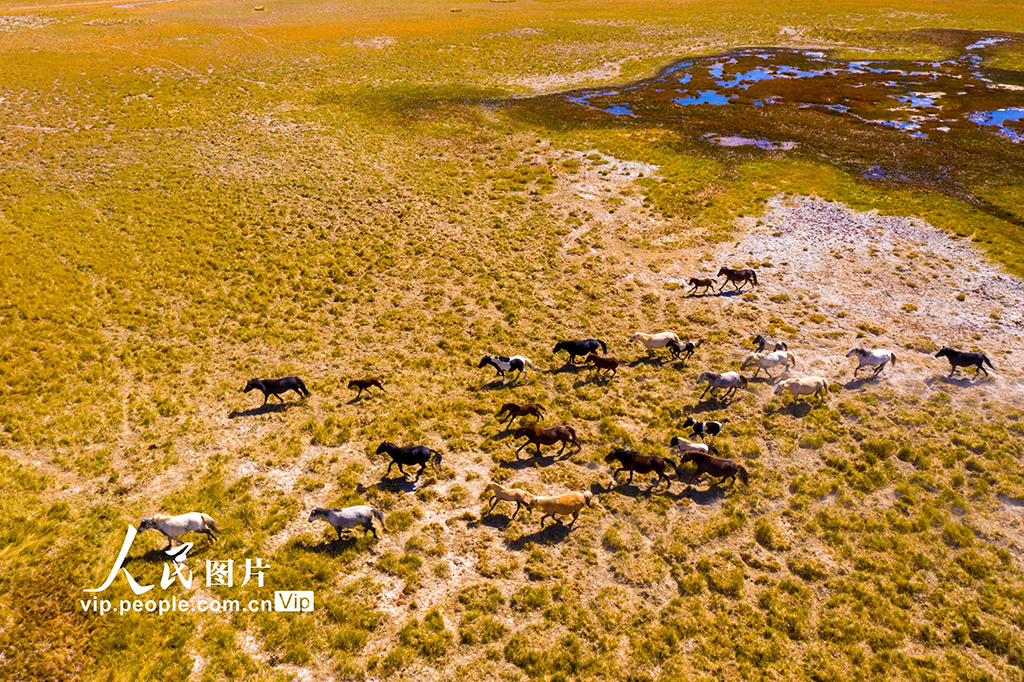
[969,108,1024,142]
[556,46,1024,144]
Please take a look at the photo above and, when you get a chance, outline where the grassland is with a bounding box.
[1,1,1024,680]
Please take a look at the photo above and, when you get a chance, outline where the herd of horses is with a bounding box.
[143,266,999,548]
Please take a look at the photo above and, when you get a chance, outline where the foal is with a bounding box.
[585,353,622,378]
[349,377,385,398]
[495,402,545,426]
[687,277,716,296]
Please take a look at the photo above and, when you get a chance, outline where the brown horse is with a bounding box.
[678,451,749,487]
[585,353,622,378]
[717,267,758,292]
[512,425,580,458]
[605,448,677,488]
[349,377,385,398]
[688,277,716,296]
[495,402,544,426]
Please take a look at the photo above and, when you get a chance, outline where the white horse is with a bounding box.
[696,371,748,400]
[529,491,592,528]
[847,348,896,377]
[309,506,387,540]
[479,355,536,381]
[483,482,533,520]
[139,512,221,549]
[629,331,680,355]
[668,436,718,456]
[775,376,829,402]
[741,350,797,379]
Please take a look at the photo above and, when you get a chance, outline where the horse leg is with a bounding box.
[627,469,634,485]
[367,523,379,539]
[699,385,711,400]
[418,463,427,477]
[397,463,408,477]
[486,497,499,515]
[539,514,550,528]
[261,392,269,406]
[570,511,579,526]
[557,440,567,456]
[873,363,884,375]
[335,526,344,541]
[511,502,521,520]
[385,461,395,477]
[515,441,528,458]
[273,392,285,403]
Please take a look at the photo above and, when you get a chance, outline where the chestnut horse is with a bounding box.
[495,402,544,426]
[586,353,622,378]
[678,451,749,487]
[688,277,716,295]
[717,267,758,292]
[349,377,385,398]
[512,425,580,458]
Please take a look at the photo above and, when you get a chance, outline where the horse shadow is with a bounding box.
[376,476,420,493]
[508,523,573,548]
[670,360,691,371]
[844,376,879,391]
[715,289,745,298]
[498,451,571,470]
[690,396,734,413]
[474,378,515,392]
[476,511,529,529]
[572,374,612,388]
[548,362,584,376]
[679,484,729,505]
[777,401,814,418]
[228,403,290,419]
[925,375,987,389]
[295,536,377,556]
[594,479,671,500]
[629,356,668,369]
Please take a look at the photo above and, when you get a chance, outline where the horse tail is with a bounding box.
[372,508,388,533]
[430,449,443,469]
[597,339,607,354]
[751,271,759,286]
[200,513,222,534]
[296,378,311,396]
[889,352,896,366]
[525,358,536,369]
[789,352,796,368]
[738,466,749,486]
[983,355,995,370]
[664,457,683,480]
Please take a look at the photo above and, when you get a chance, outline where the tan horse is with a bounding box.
[774,376,829,402]
[483,483,533,520]
[529,491,592,528]
[630,331,680,356]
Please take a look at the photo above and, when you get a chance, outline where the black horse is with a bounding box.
[553,338,608,364]
[753,334,787,352]
[682,417,730,443]
[243,376,311,406]
[605,448,678,488]
[376,441,443,478]
[935,348,995,377]
[667,338,702,362]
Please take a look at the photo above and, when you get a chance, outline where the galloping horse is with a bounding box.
[668,436,718,456]
[605,448,677,488]
[375,441,443,477]
[495,402,545,426]
[667,339,702,362]
[687,277,716,296]
[553,338,607,364]
[586,353,622,378]
[678,451,749,487]
[243,376,311,406]
[753,334,788,352]
[717,267,758,292]
[774,376,829,402]
[479,355,536,382]
[696,371,748,400]
[483,483,533,520]
[349,377,385,398]
[682,417,730,444]
[935,347,994,377]
[741,351,797,379]
[630,331,680,356]
[309,506,387,540]
[846,348,896,377]
[512,424,580,458]
[139,512,221,550]
[529,491,592,528]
